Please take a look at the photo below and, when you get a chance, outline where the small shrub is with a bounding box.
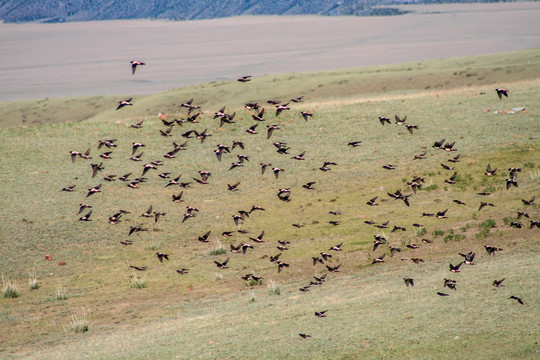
[443,234,453,243]
[55,287,69,300]
[476,228,491,240]
[249,291,256,303]
[423,184,439,191]
[267,280,281,296]
[245,278,263,287]
[416,227,426,236]
[454,234,465,241]
[502,217,514,225]
[523,161,535,169]
[144,241,161,251]
[28,272,39,290]
[432,230,445,238]
[529,169,540,181]
[2,275,19,298]
[479,219,496,229]
[214,273,224,282]
[68,308,90,334]
[128,273,146,289]
[209,243,226,256]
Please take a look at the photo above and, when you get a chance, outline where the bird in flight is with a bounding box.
[130,60,145,75]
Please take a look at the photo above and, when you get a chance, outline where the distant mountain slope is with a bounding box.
[0,0,454,23]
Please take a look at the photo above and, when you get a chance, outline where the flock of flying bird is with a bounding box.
[63,62,537,339]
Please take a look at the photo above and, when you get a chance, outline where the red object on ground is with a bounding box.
[45,254,53,261]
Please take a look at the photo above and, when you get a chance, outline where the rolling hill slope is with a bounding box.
[0,49,539,359]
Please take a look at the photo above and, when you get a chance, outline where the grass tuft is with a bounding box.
[209,242,226,256]
[2,275,19,298]
[68,308,90,334]
[128,273,147,289]
[267,280,281,296]
[55,286,69,300]
[28,272,39,290]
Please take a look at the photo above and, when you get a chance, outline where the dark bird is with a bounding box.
[493,278,505,287]
[214,258,229,269]
[130,265,147,271]
[250,205,265,213]
[516,211,529,219]
[530,220,540,229]
[62,185,76,192]
[320,252,332,261]
[383,164,396,170]
[128,225,148,236]
[390,246,401,257]
[108,212,122,224]
[379,116,391,126]
[302,182,316,190]
[77,204,92,214]
[521,196,535,206]
[443,277,457,288]
[250,231,265,243]
[479,202,495,211]
[130,60,145,74]
[348,141,362,147]
[99,151,113,160]
[86,184,102,197]
[120,240,133,246]
[495,88,509,99]
[443,141,457,152]
[366,197,379,206]
[437,209,448,219]
[440,163,453,171]
[131,142,145,155]
[292,151,306,161]
[413,151,426,160]
[142,163,158,176]
[232,140,245,150]
[260,163,272,175]
[485,245,503,255]
[509,295,525,305]
[445,173,458,185]
[312,256,324,265]
[277,261,290,273]
[290,96,304,103]
[246,124,258,135]
[411,258,424,264]
[432,138,446,149]
[130,120,144,129]
[437,292,449,297]
[79,210,92,221]
[160,126,173,137]
[275,103,290,116]
[459,251,476,265]
[299,334,311,339]
[449,262,463,273]
[407,244,420,250]
[237,75,252,82]
[141,205,153,218]
[395,114,407,125]
[505,177,518,190]
[329,243,343,251]
[116,98,133,110]
[326,264,341,273]
[176,269,189,275]
[267,124,280,139]
[273,167,284,179]
[448,154,461,163]
[315,310,328,318]
[372,254,385,264]
[403,278,414,287]
[301,111,313,121]
[228,182,241,191]
[241,243,254,254]
[485,164,497,176]
[90,162,104,177]
[406,124,418,134]
[156,252,169,262]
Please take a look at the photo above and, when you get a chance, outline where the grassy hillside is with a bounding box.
[1,48,539,129]
[0,49,539,359]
